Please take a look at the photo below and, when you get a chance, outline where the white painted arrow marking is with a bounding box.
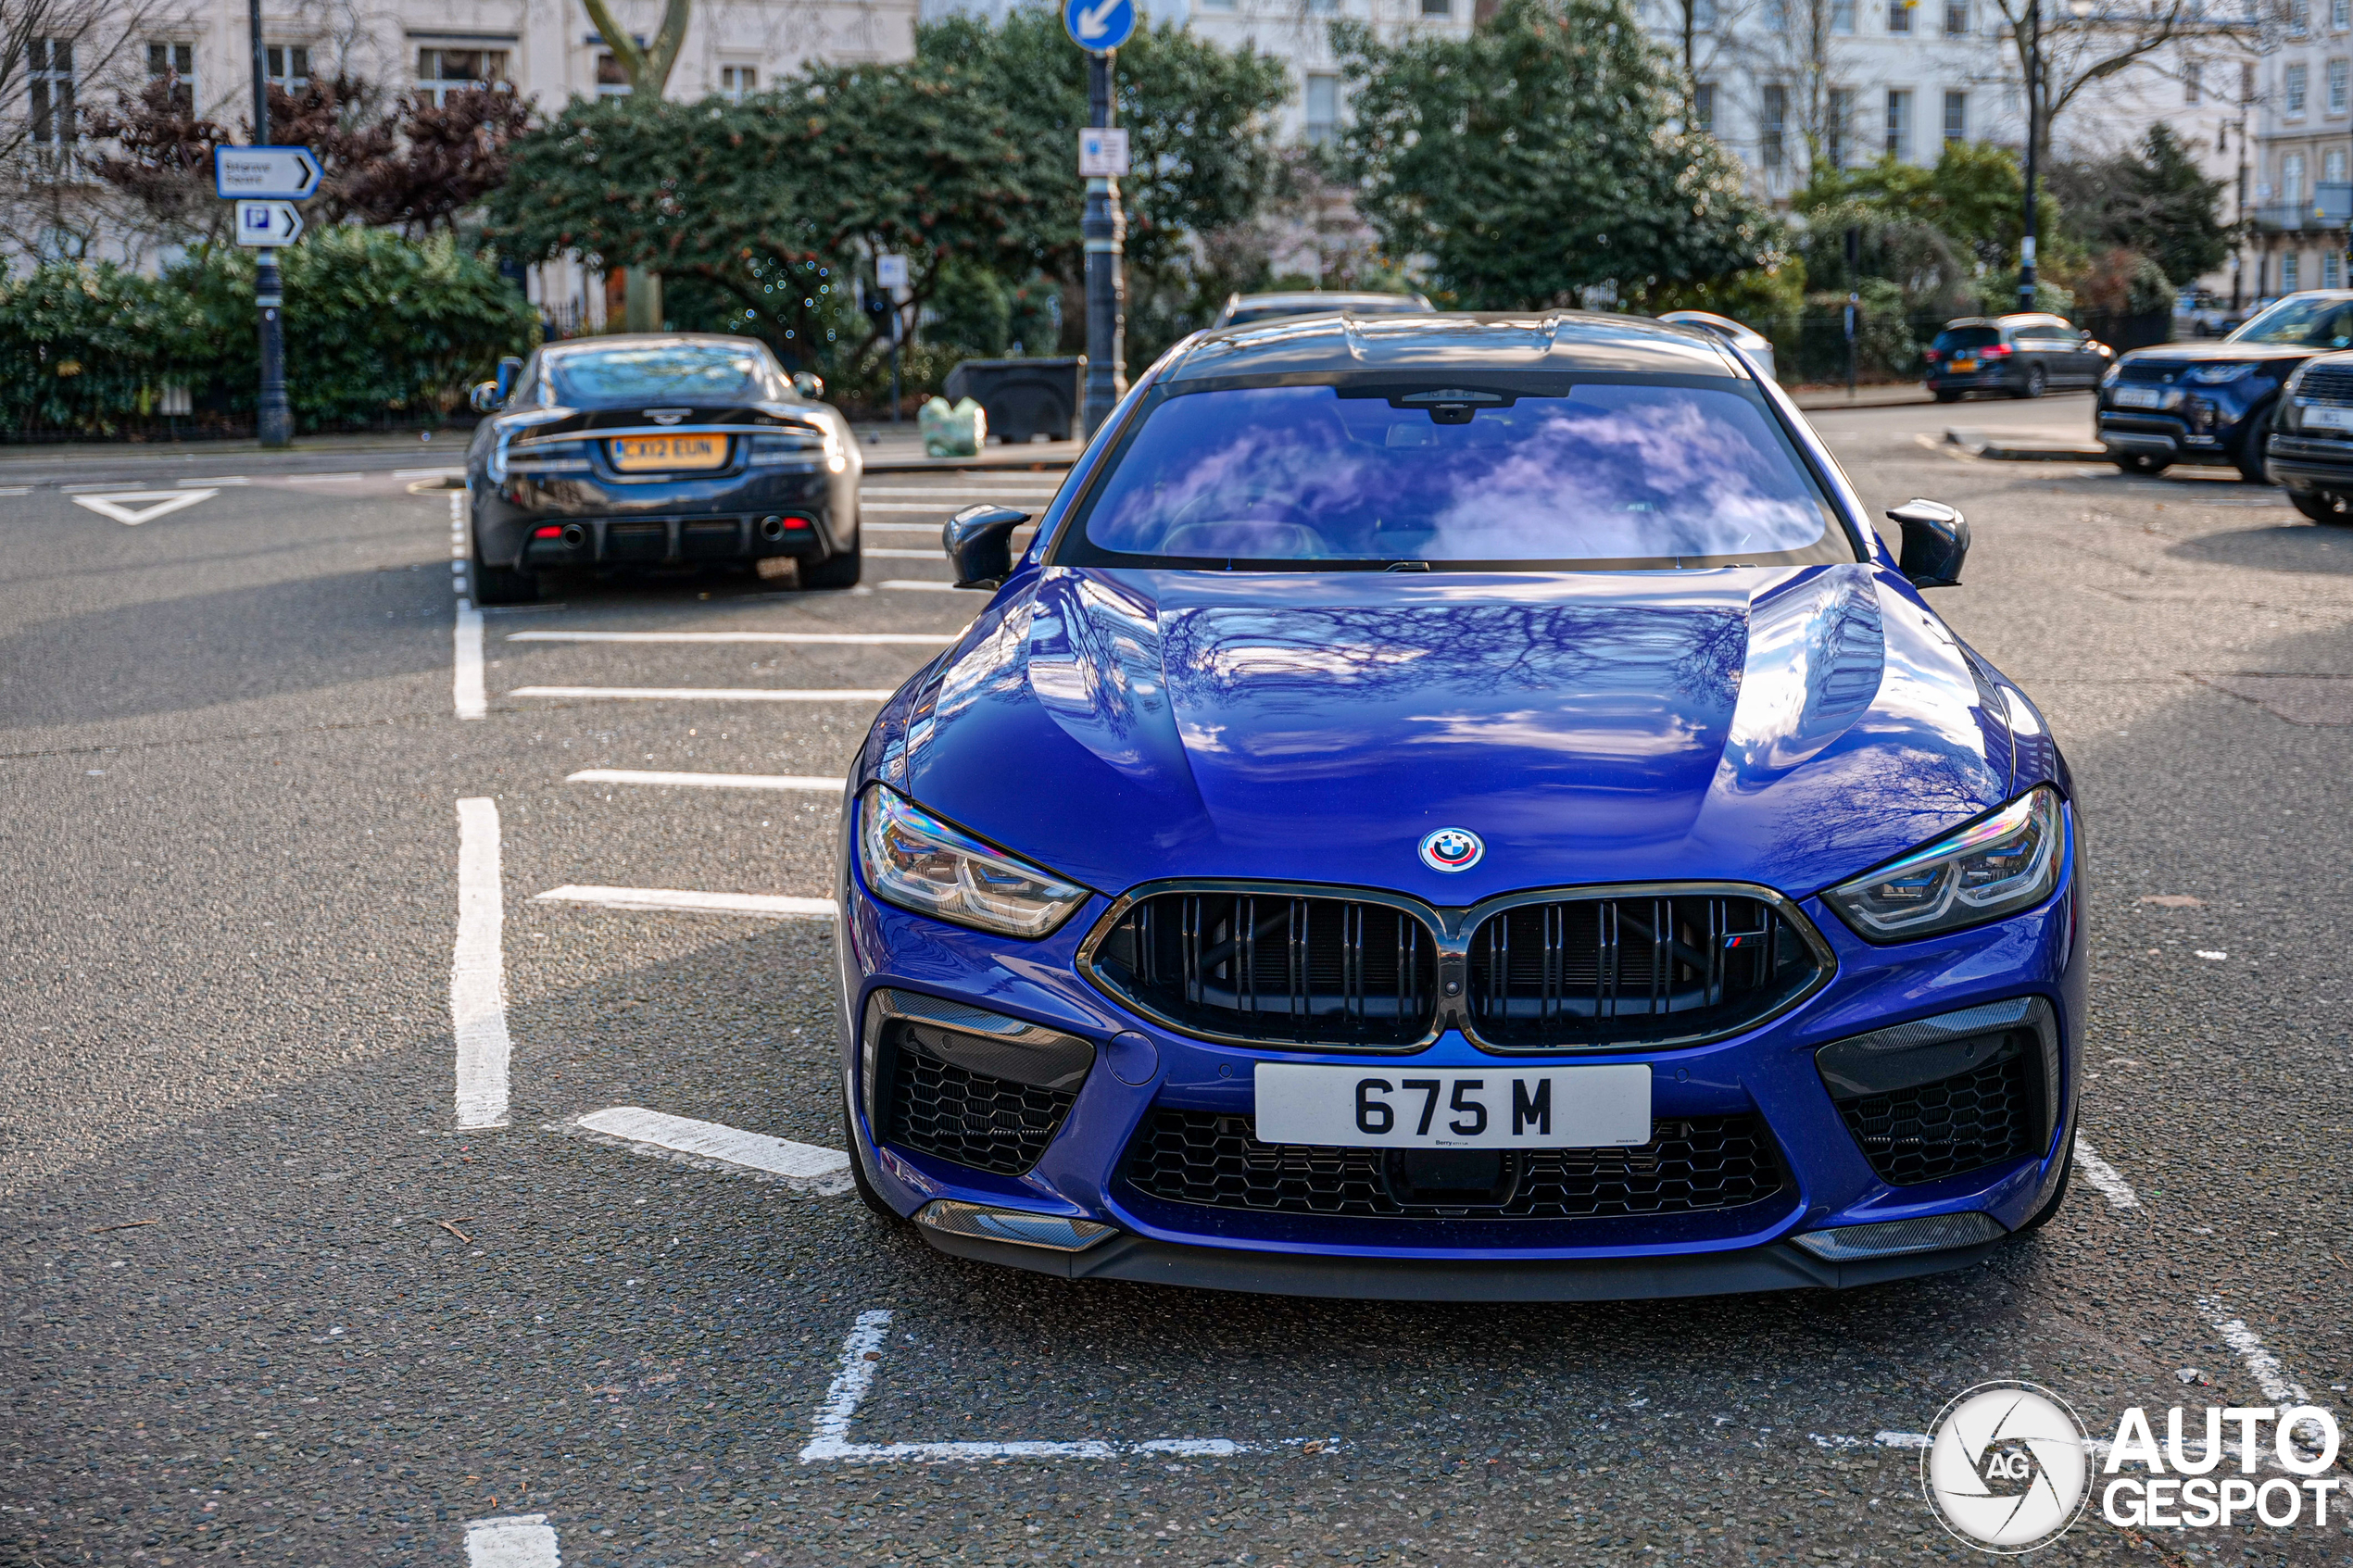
[69,488,219,526]
[1076,0,1122,39]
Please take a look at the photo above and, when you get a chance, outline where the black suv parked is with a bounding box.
[1924,315,2114,401]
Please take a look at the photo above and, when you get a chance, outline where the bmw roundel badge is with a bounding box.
[1418,827,1484,872]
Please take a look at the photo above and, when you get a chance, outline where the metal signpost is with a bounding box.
[1063,0,1135,436]
[875,254,909,422]
[219,0,321,448]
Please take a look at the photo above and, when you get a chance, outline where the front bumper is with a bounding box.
[2266,431,2353,492]
[2096,394,2261,466]
[836,824,2086,1299]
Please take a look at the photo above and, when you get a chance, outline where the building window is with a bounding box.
[1694,81,1717,132]
[2331,252,2346,287]
[1943,0,1968,31]
[1306,0,1337,12]
[2338,0,2351,26]
[718,64,756,101]
[2285,151,2307,202]
[2292,0,2311,32]
[147,42,194,109]
[2244,62,2257,105]
[1304,72,1338,146]
[2329,147,2348,182]
[2184,59,2201,104]
[1832,0,1856,32]
[1421,0,1451,15]
[28,38,73,147]
[418,47,507,106]
[2333,57,2348,112]
[1827,86,1855,167]
[2284,252,2302,290]
[1885,88,1911,159]
[594,52,631,96]
[265,44,308,92]
[1943,88,1967,141]
[1888,0,1911,32]
[2288,62,2309,115]
[1761,83,1788,170]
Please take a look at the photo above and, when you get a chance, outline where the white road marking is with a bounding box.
[454,602,487,720]
[286,470,366,482]
[508,630,952,646]
[881,580,960,592]
[463,1512,561,1567]
[2071,1136,2140,1209]
[508,685,893,703]
[0,485,31,496]
[69,489,219,526]
[452,799,513,1130]
[863,523,950,533]
[565,769,845,791]
[2197,1298,2331,1449]
[177,474,251,485]
[573,1107,850,1190]
[799,1310,1343,1463]
[396,466,464,479]
[531,884,838,919]
[867,547,950,558]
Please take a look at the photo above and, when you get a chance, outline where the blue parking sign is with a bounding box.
[1063,0,1136,52]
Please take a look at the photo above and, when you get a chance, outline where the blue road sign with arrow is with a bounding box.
[1063,0,1136,52]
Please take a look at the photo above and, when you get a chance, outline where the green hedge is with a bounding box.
[0,230,539,436]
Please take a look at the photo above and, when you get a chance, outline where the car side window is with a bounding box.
[508,354,543,409]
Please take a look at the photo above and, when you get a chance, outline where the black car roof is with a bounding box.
[1162,310,1741,383]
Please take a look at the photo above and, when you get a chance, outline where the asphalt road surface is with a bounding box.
[5,395,2349,1568]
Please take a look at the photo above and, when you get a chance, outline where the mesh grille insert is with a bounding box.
[1121,1110,1786,1220]
[883,1038,1076,1177]
[1465,893,1823,1049]
[1086,891,1439,1047]
[2299,362,2353,406]
[1834,1054,2036,1185]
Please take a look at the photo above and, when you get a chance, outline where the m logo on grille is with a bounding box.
[1419,827,1483,872]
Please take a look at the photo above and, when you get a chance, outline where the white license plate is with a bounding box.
[1253,1063,1651,1149]
[2113,387,2166,408]
[2306,404,2353,432]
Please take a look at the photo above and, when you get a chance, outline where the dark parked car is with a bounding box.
[1211,290,1435,330]
[2264,348,2353,521]
[1923,315,2114,401]
[2097,291,2353,480]
[462,334,861,605]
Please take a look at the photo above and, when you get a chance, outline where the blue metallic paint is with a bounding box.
[833,313,2084,1295]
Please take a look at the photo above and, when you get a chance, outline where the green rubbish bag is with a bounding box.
[919,395,988,458]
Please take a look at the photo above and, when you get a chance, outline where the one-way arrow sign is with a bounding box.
[235,200,305,246]
[214,145,322,200]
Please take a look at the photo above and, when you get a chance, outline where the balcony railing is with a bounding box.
[2256,184,2353,232]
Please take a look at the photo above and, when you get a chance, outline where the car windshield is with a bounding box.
[550,344,777,403]
[1933,327,2000,351]
[2229,297,2353,348]
[1057,380,1853,571]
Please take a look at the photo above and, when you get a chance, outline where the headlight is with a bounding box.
[2184,362,2255,384]
[1823,787,2066,942]
[2099,363,2121,387]
[857,785,1090,938]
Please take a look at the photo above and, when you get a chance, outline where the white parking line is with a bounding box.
[881,580,960,593]
[396,466,464,479]
[573,1106,850,1190]
[507,630,952,646]
[463,1512,561,1568]
[863,523,949,533]
[177,474,251,485]
[452,799,513,1130]
[2197,1298,2331,1449]
[566,769,845,791]
[860,502,1038,513]
[508,685,893,703]
[859,486,1059,497]
[868,548,949,558]
[0,485,29,496]
[454,602,487,719]
[799,1311,1342,1463]
[2071,1137,2140,1209]
[531,884,837,919]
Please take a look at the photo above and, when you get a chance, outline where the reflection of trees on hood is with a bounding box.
[1751,740,1994,876]
[1161,604,1748,711]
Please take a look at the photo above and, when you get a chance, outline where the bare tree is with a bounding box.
[0,0,196,256]
[1987,0,2266,174]
[580,0,693,328]
[1748,0,1851,184]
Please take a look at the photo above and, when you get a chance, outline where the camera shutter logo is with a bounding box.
[1921,1381,2092,1553]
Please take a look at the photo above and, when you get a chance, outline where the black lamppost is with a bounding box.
[248,0,290,447]
[2018,0,2094,311]
[1082,51,1126,436]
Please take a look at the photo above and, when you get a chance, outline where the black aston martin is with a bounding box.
[462,334,862,604]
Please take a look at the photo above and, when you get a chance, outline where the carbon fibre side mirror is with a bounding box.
[1887,499,1969,589]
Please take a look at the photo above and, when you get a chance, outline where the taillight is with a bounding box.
[532,524,563,539]
[1981,345,2013,358]
[1924,349,1940,362]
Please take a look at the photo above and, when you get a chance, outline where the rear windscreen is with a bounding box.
[1933,327,2001,352]
[551,345,778,404]
[1053,380,1855,571]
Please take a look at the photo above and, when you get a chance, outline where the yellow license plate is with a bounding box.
[1951,358,1978,372]
[610,433,726,471]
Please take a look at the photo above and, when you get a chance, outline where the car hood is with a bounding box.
[2125,341,2319,366]
[879,565,2014,903]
